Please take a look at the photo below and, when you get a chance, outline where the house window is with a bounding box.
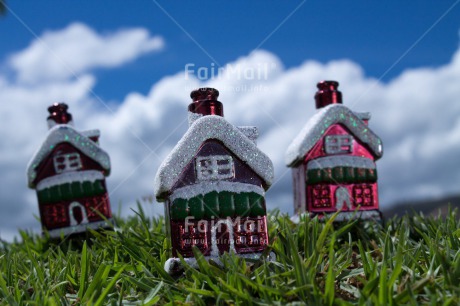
[43,203,67,227]
[311,185,332,208]
[53,153,82,173]
[196,155,234,180]
[179,224,207,252]
[353,184,374,207]
[324,135,353,154]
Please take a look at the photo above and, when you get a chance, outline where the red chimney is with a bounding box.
[315,80,342,109]
[47,102,73,128]
[188,87,223,117]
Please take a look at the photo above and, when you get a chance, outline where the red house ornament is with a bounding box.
[154,88,275,274]
[285,81,383,222]
[27,103,113,238]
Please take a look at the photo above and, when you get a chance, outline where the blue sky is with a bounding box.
[1,0,460,240]
[2,1,460,99]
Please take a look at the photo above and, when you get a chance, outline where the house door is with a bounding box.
[335,187,351,210]
[69,202,89,226]
[210,219,236,257]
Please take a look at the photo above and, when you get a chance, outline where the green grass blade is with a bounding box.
[324,234,336,306]
[78,241,89,299]
[94,265,125,306]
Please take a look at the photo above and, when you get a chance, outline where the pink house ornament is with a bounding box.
[286,81,384,222]
[27,103,113,238]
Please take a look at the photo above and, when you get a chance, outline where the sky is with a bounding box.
[0,0,460,241]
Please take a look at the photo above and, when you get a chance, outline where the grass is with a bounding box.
[1,205,460,305]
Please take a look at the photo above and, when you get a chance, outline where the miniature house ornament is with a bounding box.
[154,88,275,273]
[27,103,113,238]
[285,81,384,222]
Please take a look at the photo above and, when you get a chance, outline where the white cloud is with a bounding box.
[1,23,460,241]
[9,22,164,83]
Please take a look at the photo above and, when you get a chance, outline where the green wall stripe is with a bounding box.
[170,191,266,220]
[219,191,234,217]
[188,195,204,219]
[171,198,188,220]
[204,192,219,218]
[248,192,265,217]
[37,180,106,204]
[306,167,378,184]
[234,193,250,217]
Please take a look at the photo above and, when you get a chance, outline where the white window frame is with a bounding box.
[324,135,353,154]
[196,155,234,181]
[53,153,82,173]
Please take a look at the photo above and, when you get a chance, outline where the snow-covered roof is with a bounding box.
[285,104,383,167]
[237,126,258,144]
[154,115,274,200]
[81,129,100,139]
[27,125,110,187]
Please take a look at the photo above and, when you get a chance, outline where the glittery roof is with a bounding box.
[81,129,100,139]
[154,115,274,201]
[27,125,111,188]
[285,104,383,167]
